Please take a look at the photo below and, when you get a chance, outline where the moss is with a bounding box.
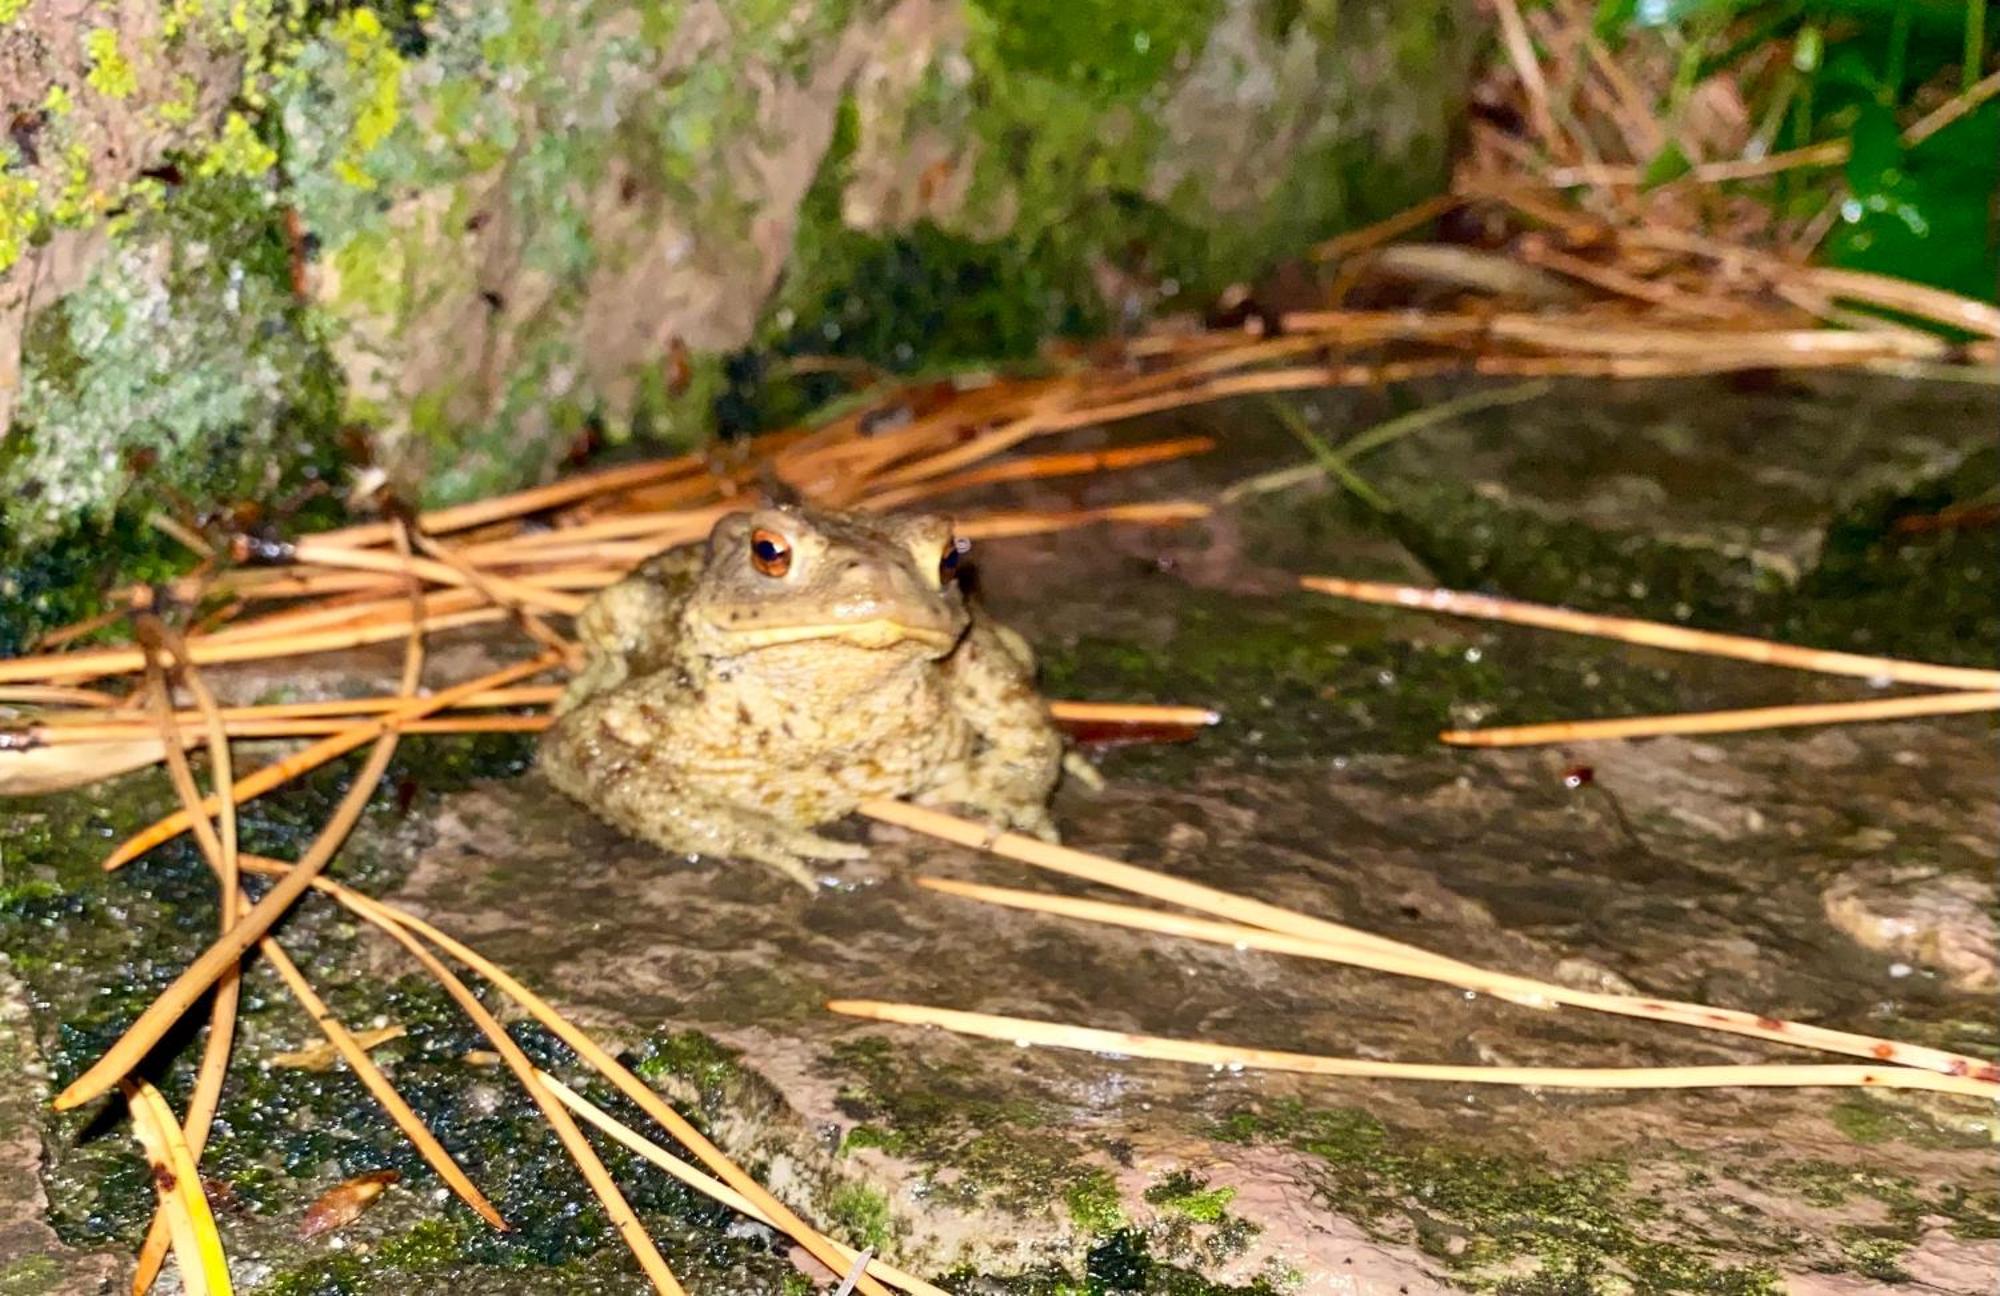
[838,1123,907,1156]
[1215,1100,1792,1291]
[630,1029,744,1100]
[328,8,406,189]
[1064,1169,1127,1234]
[83,28,139,101]
[1034,572,1690,783]
[1835,1231,1910,1282]
[826,1182,893,1251]
[1144,1172,1236,1225]
[0,171,38,274]
[0,159,340,548]
[938,1228,1286,1295]
[1817,1094,1991,1152]
[0,1256,65,1295]
[1781,443,1999,667]
[196,111,280,178]
[823,1034,1106,1217]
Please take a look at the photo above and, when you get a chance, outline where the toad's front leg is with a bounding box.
[922,621,1065,840]
[541,688,863,892]
[557,549,704,714]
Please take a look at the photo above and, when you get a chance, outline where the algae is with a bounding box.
[826,1033,1106,1218]
[1216,1096,1800,1288]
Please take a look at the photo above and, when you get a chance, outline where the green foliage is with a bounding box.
[1597,0,1997,299]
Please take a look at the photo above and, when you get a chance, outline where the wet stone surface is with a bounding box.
[2,372,1997,1292]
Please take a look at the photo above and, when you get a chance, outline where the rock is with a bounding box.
[0,0,1475,546]
[0,970,127,1293]
[1822,867,1998,991]
[4,371,1996,1291]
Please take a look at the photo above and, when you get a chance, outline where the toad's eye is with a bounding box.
[749,529,792,577]
[938,535,970,585]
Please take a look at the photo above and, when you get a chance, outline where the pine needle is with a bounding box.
[1299,576,2000,692]
[121,1077,233,1296]
[823,1000,1999,1098]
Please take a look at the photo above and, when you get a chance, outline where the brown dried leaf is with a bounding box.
[271,1024,406,1071]
[300,1170,399,1239]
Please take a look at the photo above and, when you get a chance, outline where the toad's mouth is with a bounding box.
[707,617,963,653]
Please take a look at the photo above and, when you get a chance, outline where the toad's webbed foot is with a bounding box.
[1062,750,1104,792]
[725,823,870,892]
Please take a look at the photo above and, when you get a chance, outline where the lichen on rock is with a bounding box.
[4,179,328,543]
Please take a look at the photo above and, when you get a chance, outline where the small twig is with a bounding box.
[286,538,586,617]
[834,1249,877,1296]
[147,512,217,560]
[1265,400,1394,514]
[1310,192,1467,261]
[1047,702,1219,727]
[1905,67,2000,145]
[0,684,126,707]
[1492,0,1562,152]
[861,437,1216,512]
[16,715,552,744]
[57,597,431,1110]
[310,456,702,550]
[412,530,581,666]
[0,607,510,687]
[952,502,1212,540]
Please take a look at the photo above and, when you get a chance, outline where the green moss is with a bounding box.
[838,1123,906,1156]
[630,1029,743,1096]
[826,1182,893,1251]
[329,8,406,189]
[1781,443,1999,667]
[1064,1169,1127,1234]
[0,171,39,274]
[1215,1100,1790,1291]
[823,1034,1106,1217]
[973,0,1216,98]
[83,28,139,100]
[1836,1231,1910,1282]
[196,111,279,179]
[1144,1172,1236,1224]
[0,0,29,23]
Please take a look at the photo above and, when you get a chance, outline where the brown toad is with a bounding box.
[540,505,1084,889]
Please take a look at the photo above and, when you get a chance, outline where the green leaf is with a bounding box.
[1639,141,1695,187]
[1592,0,1639,40]
[1827,102,2000,301]
[1792,23,1822,71]
[1844,101,1903,183]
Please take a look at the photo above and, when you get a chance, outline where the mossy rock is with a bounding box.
[0,0,1476,615]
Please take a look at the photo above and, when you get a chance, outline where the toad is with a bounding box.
[540,505,1088,889]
